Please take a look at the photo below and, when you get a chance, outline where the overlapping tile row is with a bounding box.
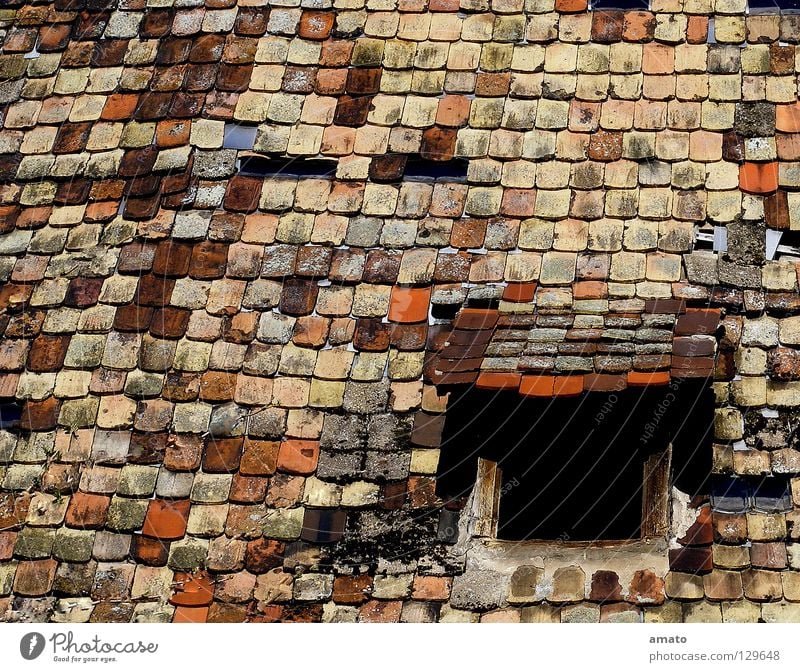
[0,0,799,622]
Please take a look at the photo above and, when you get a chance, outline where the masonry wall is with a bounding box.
[0,0,800,623]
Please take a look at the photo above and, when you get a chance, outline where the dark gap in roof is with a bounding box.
[436,381,713,541]
[464,297,499,310]
[0,402,22,430]
[403,156,468,182]
[776,230,800,258]
[748,0,800,10]
[431,303,461,321]
[591,0,649,9]
[238,155,338,179]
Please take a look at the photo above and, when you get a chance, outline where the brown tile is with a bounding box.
[65,492,111,529]
[27,335,69,373]
[591,10,624,42]
[135,275,175,308]
[131,535,170,566]
[299,11,334,40]
[224,175,262,213]
[334,95,373,127]
[190,241,229,280]
[421,127,457,161]
[333,575,373,605]
[13,559,57,597]
[280,279,318,316]
[150,307,190,340]
[354,319,391,351]
[244,538,285,573]
[203,437,244,473]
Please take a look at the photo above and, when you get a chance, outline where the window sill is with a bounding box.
[465,535,670,577]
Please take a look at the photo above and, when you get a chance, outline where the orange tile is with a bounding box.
[573,281,607,300]
[388,286,431,323]
[739,162,779,195]
[519,375,555,397]
[475,372,521,390]
[776,102,800,133]
[173,606,209,623]
[555,0,587,11]
[170,572,214,607]
[553,376,585,397]
[627,371,671,386]
[277,439,320,475]
[142,499,190,541]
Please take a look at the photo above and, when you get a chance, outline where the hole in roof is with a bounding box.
[0,402,22,430]
[465,297,500,310]
[223,124,258,151]
[431,303,461,321]
[403,156,468,182]
[237,155,338,179]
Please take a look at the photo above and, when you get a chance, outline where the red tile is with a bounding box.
[244,538,285,574]
[142,499,191,541]
[686,15,708,44]
[739,162,779,195]
[622,11,655,42]
[388,286,431,323]
[502,282,536,303]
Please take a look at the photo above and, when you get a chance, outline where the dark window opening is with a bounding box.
[435,381,713,542]
[237,155,338,179]
[0,402,22,430]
